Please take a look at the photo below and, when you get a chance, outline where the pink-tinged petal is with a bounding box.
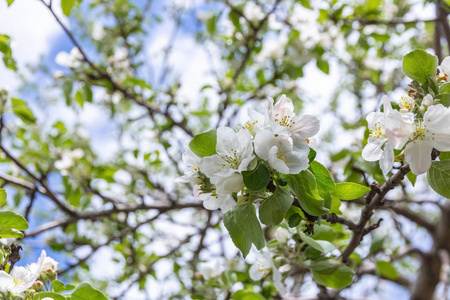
[379,142,394,174]
[362,142,383,161]
[268,146,290,174]
[405,140,433,175]
[291,115,320,138]
[441,56,450,76]
[273,94,294,117]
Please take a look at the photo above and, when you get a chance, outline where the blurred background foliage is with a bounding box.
[0,0,448,299]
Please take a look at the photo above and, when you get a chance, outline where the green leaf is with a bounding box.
[329,196,342,215]
[427,160,450,198]
[69,283,108,300]
[231,290,266,300]
[61,0,75,16]
[11,98,36,124]
[308,148,317,163]
[316,59,329,74]
[401,49,438,84]
[299,231,335,253]
[286,170,328,216]
[6,0,14,6]
[52,280,65,293]
[440,152,450,160]
[332,182,371,200]
[259,187,293,227]
[288,213,302,227]
[310,260,354,289]
[75,85,93,108]
[34,292,66,300]
[439,82,450,94]
[223,202,265,258]
[0,189,6,207]
[0,228,23,238]
[435,93,450,107]
[375,261,398,280]
[309,161,335,193]
[0,211,28,230]
[242,164,270,191]
[188,129,217,158]
[406,171,417,186]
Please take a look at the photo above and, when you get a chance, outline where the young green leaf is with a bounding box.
[299,231,335,253]
[427,160,450,198]
[286,170,328,216]
[11,98,36,124]
[223,202,265,258]
[188,129,217,157]
[0,189,6,207]
[259,187,294,227]
[0,228,23,238]
[69,283,108,300]
[0,211,28,230]
[310,260,354,289]
[61,0,75,16]
[242,163,270,191]
[406,171,417,186]
[332,182,371,200]
[309,161,335,196]
[33,292,66,300]
[401,49,438,84]
[376,261,398,280]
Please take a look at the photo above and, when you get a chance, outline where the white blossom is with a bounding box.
[274,227,290,243]
[92,22,105,41]
[404,104,450,174]
[55,148,84,175]
[198,261,221,280]
[248,95,320,151]
[254,130,308,174]
[199,127,254,194]
[55,47,83,68]
[193,185,235,212]
[249,249,286,295]
[243,2,264,22]
[362,96,399,174]
[0,251,46,296]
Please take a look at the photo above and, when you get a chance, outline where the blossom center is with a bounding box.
[245,120,258,131]
[400,95,415,112]
[224,149,241,169]
[274,113,295,128]
[277,149,289,162]
[369,122,384,139]
[13,277,25,287]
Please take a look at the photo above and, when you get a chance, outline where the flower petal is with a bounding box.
[291,114,320,138]
[362,142,383,161]
[379,142,394,174]
[405,140,433,175]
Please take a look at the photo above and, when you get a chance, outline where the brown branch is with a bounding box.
[321,213,357,231]
[24,202,203,238]
[341,164,411,263]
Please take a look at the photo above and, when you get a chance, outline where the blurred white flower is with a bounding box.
[55,148,84,175]
[243,2,264,22]
[249,249,286,295]
[198,261,221,280]
[92,22,105,41]
[268,14,283,30]
[55,47,83,68]
[274,227,290,243]
[193,185,236,212]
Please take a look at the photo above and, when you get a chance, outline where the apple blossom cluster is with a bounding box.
[179,95,320,212]
[0,250,58,298]
[363,82,450,175]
